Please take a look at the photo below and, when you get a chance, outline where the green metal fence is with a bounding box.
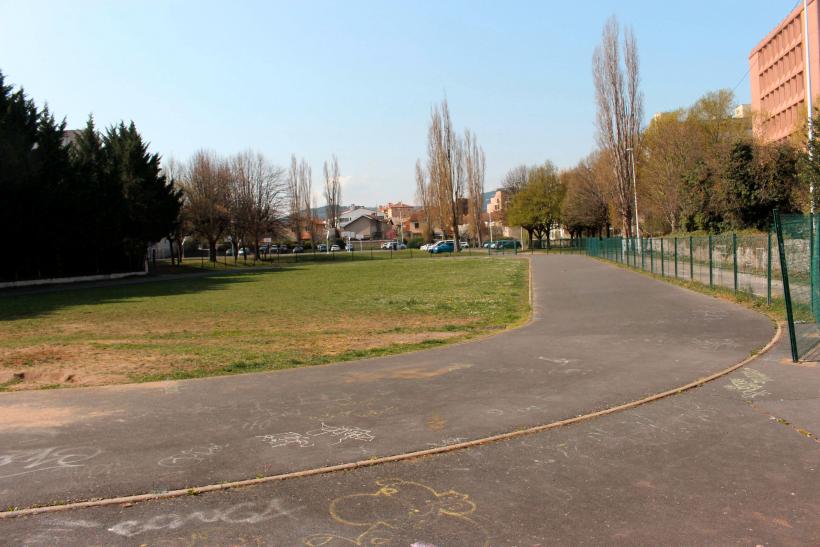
[772,211,820,361]
[586,233,781,304]
[587,221,820,362]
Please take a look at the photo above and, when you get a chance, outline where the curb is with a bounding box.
[0,320,782,520]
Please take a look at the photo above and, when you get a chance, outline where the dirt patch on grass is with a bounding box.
[0,404,123,430]
[0,344,163,390]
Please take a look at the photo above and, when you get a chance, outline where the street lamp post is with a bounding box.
[626,147,641,250]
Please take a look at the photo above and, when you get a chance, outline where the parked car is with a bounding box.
[330,244,341,252]
[383,241,407,251]
[420,243,432,251]
[430,241,454,254]
[495,239,521,250]
[317,243,328,252]
[483,242,492,249]
[459,241,469,249]
[258,245,269,254]
[278,244,288,253]
[292,246,304,253]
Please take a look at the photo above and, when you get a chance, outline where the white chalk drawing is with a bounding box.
[517,405,542,413]
[427,437,468,448]
[158,444,226,467]
[257,432,315,448]
[242,403,303,432]
[298,393,354,406]
[724,368,772,399]
[257,423,375,449]
[309,405,398,422]
[538,356,573,364]
[0,446,101,479]
[486,409,504,416]
[108,498,303,537]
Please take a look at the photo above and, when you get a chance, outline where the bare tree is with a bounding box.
[298,159,314,247]
[427,98,464,249]
[287,155,302,244]
[592,15,643,237]
[561,150,612,238]
[502,165,529,196]
[181,151,230,262]
[225,156,254,263]
[464,129,486,246]
[162,156,188,265]
[323,154,342,234]
[415,159,435,242]
[233,150,285,262]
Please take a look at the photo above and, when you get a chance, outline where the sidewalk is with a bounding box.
[3,321,817,545]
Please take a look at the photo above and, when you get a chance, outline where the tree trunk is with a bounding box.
[168,239,175,266]
[208,238,217,262]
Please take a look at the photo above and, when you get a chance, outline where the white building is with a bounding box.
[338,206,380,227]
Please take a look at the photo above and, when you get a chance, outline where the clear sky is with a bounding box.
[0,0,802,206]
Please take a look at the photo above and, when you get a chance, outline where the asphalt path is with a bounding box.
[0,256,775,520]
[6,335,815,545]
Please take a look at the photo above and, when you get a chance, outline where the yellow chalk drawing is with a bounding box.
[303,479,489,546]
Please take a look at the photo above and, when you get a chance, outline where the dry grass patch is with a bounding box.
[0,258,528,390]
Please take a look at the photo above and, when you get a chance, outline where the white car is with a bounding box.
[330,244,341,252]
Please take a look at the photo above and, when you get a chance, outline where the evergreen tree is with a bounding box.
[103,122,182,268]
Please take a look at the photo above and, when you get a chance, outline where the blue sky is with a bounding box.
[0,0,800,205]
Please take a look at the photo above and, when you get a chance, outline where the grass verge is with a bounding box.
[0,257,529,390]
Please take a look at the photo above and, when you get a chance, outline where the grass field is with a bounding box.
[0,258,529,391]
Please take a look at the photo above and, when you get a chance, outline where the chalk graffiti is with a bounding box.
[309,406,398,422]
[724,368,772,399]
[158,444,225,467]
[427,437,467,448]
[538,356,573,364]
[303,479,489,546]
[108,498,303,537]
[242,403,303,432]
[257,423,375,449]
[0,446,101,479]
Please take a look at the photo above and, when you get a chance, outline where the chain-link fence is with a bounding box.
[586,233,780,303]
[586,222,820,362]
[773,211,820,361]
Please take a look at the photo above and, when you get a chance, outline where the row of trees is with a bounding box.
[508,17,808,242]
[0,70,182,281]
[169,151,344,263]
[414,98,486,247]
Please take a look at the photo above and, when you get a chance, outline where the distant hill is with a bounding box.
[310,204,377,220]
[311,195,496,219]
[483,189,497,209]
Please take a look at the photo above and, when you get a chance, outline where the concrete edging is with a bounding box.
[0,319,782,520]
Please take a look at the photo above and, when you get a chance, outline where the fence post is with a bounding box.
[689,236,694,281]
[767,228,772,305]
[641,238,645,271]
[650,238,654,274]
[732,232,738,294]
[773,209,799,362]
[660,238,665,277]
[708,234,713,288]
[674,237,678,278]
